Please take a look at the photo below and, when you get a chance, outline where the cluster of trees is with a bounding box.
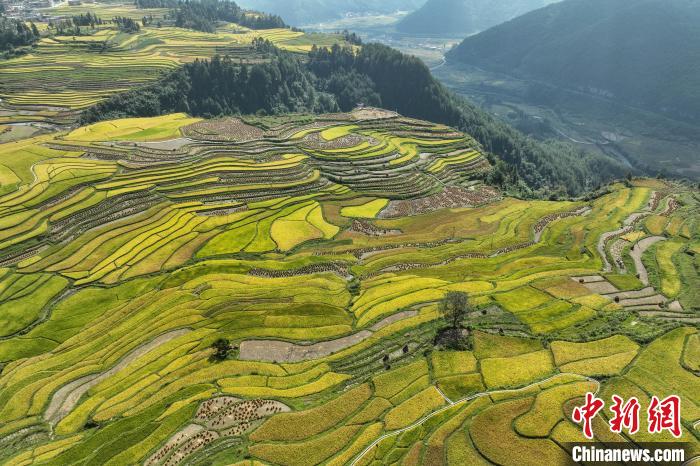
[340,30,362,46]
[49,15,140,35]
[81,44,336,122]
[70,12,103,28]
[49,19,87,36]
[81,42,627,196]
[141,15,159,27]
[113,16,141,33]
[0,17,40,54]
[175,0,285,32]
[210,338,232,361]
[135,0,178,7]
[50,17,100,36]
[134,0,286,32]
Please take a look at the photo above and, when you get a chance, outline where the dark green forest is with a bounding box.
[0,17,40,55]
[113,16,141,33]
[81,42,627,197]
[135,0,285,32]
[134,0,179,7]
[174,0,285,32]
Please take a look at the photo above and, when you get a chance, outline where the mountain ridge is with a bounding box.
[447,0,700,123]
[235,0,425,26]
[397,0,558,35]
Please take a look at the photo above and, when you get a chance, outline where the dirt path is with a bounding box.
[44,329,190,424]
[238,311,418,362]
[596,196,658,273]
[630,236,665,286]
[598,226,632,272]
[430,57,447,71]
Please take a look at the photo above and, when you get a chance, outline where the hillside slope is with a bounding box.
[447,0,700,122]
[0,111,697,464]
[397,0,557,35]
[84,43,628,196]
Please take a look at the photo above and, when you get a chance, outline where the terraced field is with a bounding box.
[0,2,346,124]
[0,109,697,465]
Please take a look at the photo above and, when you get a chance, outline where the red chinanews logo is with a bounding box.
[572,393,682,439]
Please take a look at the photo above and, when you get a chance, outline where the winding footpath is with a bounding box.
[349,373,600,466]
[598,225,632,273]
[597,196,658,273]
[429,56,447,71]
[630,236,666,286]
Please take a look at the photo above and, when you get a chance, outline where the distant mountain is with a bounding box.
[447,0,700,122]
[396,0,557,35]
[235,0,425,27]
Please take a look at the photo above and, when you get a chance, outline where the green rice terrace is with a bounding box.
[0,2,346,126]
[0,108,697,465]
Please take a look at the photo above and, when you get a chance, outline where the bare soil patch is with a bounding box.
[182,118,264,142]
[379,186,500,218]
[239,311,419,362]
[351,107,399,121]
[571,275,606,283]
[582,281,619,295]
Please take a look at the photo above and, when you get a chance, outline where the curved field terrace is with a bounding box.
[0,110,697,465]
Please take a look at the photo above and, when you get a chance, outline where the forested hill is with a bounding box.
[447,0,700,123]
[81,42,627,197]
[135,0,286,31]
[396,0,557,35]
[82,42,627,197]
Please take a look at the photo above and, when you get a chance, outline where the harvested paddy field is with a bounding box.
[0,110,697,465]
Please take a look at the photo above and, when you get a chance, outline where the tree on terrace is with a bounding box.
[440,291,470,330]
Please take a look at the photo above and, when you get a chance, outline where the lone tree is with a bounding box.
[211,338,231,362]
[440,291,470,330]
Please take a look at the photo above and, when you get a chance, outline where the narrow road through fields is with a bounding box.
[430,56,447,71]
[435,386,455,405]
[553,127,596,145]
[350,373,600,466]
